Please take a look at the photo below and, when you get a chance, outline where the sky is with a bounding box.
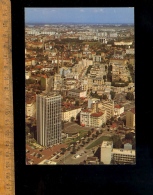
[25,8,134,24]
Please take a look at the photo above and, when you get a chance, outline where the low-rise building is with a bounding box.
[62,107,81,122]
[86,157,99,165]
[114,104,124,116]
[112,148,135,164]
[26,100,36,117]
[101,100,114,120]
[67,89,87,98]
[100,141,135,164]
[80,103,106,127]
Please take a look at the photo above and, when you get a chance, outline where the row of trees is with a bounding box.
[90,91,108,100]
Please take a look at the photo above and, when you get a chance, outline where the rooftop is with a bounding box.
[112,148,135,155]
[91,112,104,117]
[101,141,113,148]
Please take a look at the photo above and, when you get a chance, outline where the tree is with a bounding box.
[102,94,108,100]
[25,79,36,85]
[103,75,106,81]
[96,131,99,136]
[61,148,66,154]
[91,128,94,133]
[111,135,122,148]
[102,123,106,128]
[118,117,121,121]
[87,138,90,142]
[67,147,70,151]
[84,134,87,138]
[106,120,110,125]
[99,161,104,165]
[110,91,116,100]
[71,147,76,154]
[99,129,103,134]
[71,116,75,122]
[110,116,115,121]
[126,92,134,101]
[88,130,91,137]
[92,134,96,139]
[125,133,134,141]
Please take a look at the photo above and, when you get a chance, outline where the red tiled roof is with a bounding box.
[115,104,121,109]
[26,143,68,165]
[91,112,103,117]
[82,109,91,113]
[110,123,117,128]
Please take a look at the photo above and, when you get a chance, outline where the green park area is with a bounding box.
[63,128,89,145]
[86,136,112,149]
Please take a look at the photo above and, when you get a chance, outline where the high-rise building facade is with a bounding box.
[126,108,135,128]
[36,92,61,146]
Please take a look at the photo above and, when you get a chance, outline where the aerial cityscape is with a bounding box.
[25,8,135,165]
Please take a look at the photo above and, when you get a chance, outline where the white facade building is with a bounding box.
[100,141,136,164]
[62,107,81,122]
[112,149,135,164]
[114,105,124,116]
[88,98,100,108]
[67,89,87,98]
[100,141,113,164]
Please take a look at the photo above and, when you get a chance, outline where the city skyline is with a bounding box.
[25,8,134,24]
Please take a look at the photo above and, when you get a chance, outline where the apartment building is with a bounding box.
[93,55,102,62]
[67,89,87,98]
[114,104,124,116]
[100,141,135,164]
[62,107,81,122]
[126,108,135,128]
[90,111,106,127]
[88,98,100,108]
[36,92,62,146]
[80,103,106,127]
[101,100,114,120]
[112,148,135,164]
[54,73,63,90]
[100,141,113,164]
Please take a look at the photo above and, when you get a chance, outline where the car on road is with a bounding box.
[74,154,80,158]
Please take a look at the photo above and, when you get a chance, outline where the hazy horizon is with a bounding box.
[25,8,134,24]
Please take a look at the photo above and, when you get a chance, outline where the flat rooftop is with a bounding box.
[38,92,61,98]
[101,141,113,148]
[112,149,135,155]
[69,89,86,93]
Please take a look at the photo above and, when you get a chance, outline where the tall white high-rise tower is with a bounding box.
[36,92,62,146]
